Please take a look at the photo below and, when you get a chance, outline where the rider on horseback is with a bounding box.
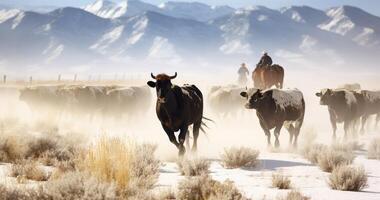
[257,51,272,68]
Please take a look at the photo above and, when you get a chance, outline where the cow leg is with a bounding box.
[285,123,295,148]
[274,124,283,148]
[163,125,180,151]
[329,110,337,140]
[185,130,190,150]
[192,120,201,153]
[293,120,303,148]
[178,126,189,156]
[259,120,271,147]
[343,120,351,141]
[359,115,367,135]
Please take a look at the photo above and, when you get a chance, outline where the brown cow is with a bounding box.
[252,65,284,89]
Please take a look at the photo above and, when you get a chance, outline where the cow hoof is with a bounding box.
[275,141,280,148]
[178,147,186,157]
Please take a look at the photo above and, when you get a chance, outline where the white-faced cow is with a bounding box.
[240,88,305,148]
[147,72,206,156]
[316,89,358,139]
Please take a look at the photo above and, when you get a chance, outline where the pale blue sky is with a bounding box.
[2,0,380,16]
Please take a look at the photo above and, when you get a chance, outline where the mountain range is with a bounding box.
[0,0,379,73]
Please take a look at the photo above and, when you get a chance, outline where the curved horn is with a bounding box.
[170,72,177,79]
[151,73,156,79]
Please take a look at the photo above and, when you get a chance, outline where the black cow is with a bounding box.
[240,88,305,148]
[316,89,358,139]
[147,72,205,156]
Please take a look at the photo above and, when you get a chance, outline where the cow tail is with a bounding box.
[200,116,214,134]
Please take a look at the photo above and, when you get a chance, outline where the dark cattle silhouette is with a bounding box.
[316,89,358,140]
[147,72,206,156]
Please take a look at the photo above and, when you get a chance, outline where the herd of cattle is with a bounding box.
[15,85,152,120]
[0,74,379,156]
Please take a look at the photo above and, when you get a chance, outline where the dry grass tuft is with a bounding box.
[221,147,260,169]
[0,135,27,162]
[80,137,160,195]
[82,136,134,190]
[176,175,247,200]
[317,148,355,172]
[301,143,328,164]
[277,190,310,200]
[177,157,210,176]
[10,161,49,182]
[272,172,291,189]
[44,171,117,199]
[328,165,368,191]
[368,137,380,160]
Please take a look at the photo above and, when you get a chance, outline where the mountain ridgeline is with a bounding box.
[0,0,379,72]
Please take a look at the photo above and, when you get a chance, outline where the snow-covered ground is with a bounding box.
[158,148,380,200]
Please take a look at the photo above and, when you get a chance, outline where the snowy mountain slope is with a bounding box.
[0,7,21,24]
[319,6,380,49]
[281,6,330,26]
[84,0,160,19]
[158,1,235,22]
[84,0,235,22]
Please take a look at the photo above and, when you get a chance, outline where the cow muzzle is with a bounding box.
[245,103,253,109]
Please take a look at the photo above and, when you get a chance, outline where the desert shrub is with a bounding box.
[368,137,380,160]
[328,165,368,191]
[128,144,160,190]
[221,147,260,169]
[44,171,117,200]
[0,133,78,166]
[0,185,38,200]
[272,172,291,189]
[81,136,134,190]
[177,157,210,176]
[10,161,49,182]
[0,135,27,162]
[176,175,247,200]
[277,190,310,200]
[301,143,328,164]
[317,148,355,172]
[81,137,160,194]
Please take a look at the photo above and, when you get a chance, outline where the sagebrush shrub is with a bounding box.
[317,148,355,172]
[177,157,210,176]
[301,143,327,164]
[277,190,310,200]
[176,175,247,200]
[272,172,291,189]
[328,165,368,191]
[10,161,49,182]
[221,147,260,169]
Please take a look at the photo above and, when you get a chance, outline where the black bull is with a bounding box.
[147,72,208,156]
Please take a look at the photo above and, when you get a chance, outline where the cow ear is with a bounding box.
[315,92,321,97]
[147,81,156,88]
[240,92,248,98]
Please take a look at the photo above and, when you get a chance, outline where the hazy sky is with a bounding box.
[2,0,380,16]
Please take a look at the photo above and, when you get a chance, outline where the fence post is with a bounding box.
[3,75,6,84]
[74,74,77,82]
[58,74,61,82]
[29,76,33,85]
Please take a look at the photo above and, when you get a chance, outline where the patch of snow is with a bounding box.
[11,12,25,29]
[0,8,20,24]
[257,15,268,21]
[353,27,377,46]
[300,35,318,52]
[42,41,64,64]
[128,17,148,45]
[91,25,125,52]
[148,36,182,64]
